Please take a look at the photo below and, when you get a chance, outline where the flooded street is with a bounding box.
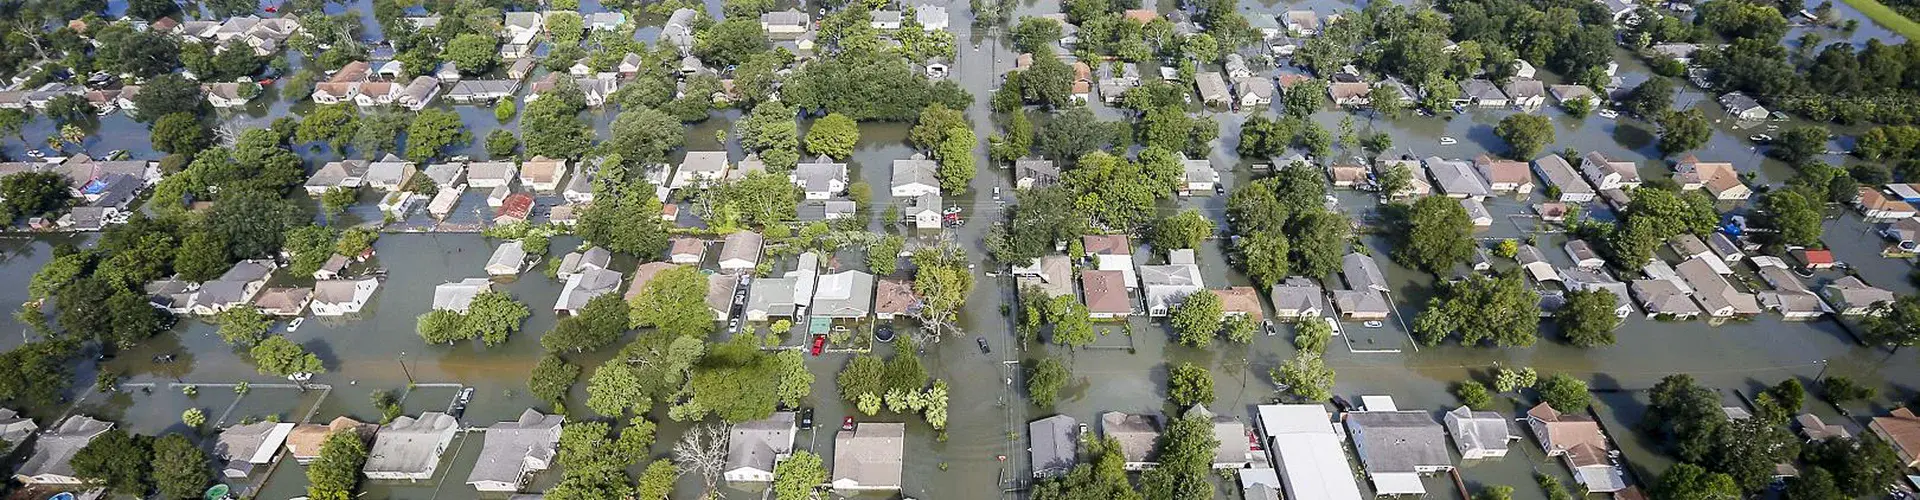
[6,0,1920,497]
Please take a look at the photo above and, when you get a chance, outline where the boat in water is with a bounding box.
[1438,137,1458,145]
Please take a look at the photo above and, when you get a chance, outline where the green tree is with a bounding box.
[152,433,210,500]
[628,265,712,335]
[297,103,359,147]
[251,336,325,378]
[529,354,580,411]
[1152,209,1214,251]
[578,183,670,257]
[485,129,518,158]
[771,450,826,500]
[72,428,153,494]
[1031,437,1142,500]
[1784,467,1844,500]
[1658,109,1713,155]
[416,309,470,344]
[1621,77,1674,119]
[694,19,770,67]
[1536,374,1592,411]
[1236,232,1292,289]
[1652,463,1740,500]
[132,73,206,121]
[1414,273,1540,347]
[444,33,501,74]
[1293,320,1332,353]
[1166,362,1214,407]
[405,109,469,162]
[1863,294,1920,351]
[1398,196,1475,273]
[1560,288,1621,347]
[522,82,592,158]
[306,430,368,500]
[1011,17,1064,54]
[0,171,73,221]
[1454,381,1493,409]
[635,460,680,499]
[541,294,630,352]
[1028,357,1070,407]
[935,128,977,192]
[1763,188,1826,247]
[469,291,531,346]
[1273,351,1336,401]
[217,306,273,346]
[1170,290,1224,347]
[805,113,860,159]
[1494,113,1555,159]
[150,112,209,155]
[1801,436,1902,497]
[1476,485,1514,500]
[605,106,685,165]
[1140,411,1222,500]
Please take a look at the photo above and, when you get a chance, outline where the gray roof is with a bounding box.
[760,9,809,27]
[1269,278,1326,313]
[1101,412,1160,464]
[487,241,528,274]
[1342,253,1387,292]
[1425,157,1490,197]
[557,247,612,276]
[794,161,847,192]
[726,412,796,476]
[424,163,465,188]
[1565,239,1602,264]
[365,412,459,475]
[892,156,939,190]
[18,415,112,480]
[218,260,276,283]
[313,278,373,304]
[1344,410,1450,474]
[1632,279,1700,316]
[1461,79,1506,101]
[216,421,294,465]
[504,11,542,30]
[812,270,875,318]
[558,267,623,311]
[434,278,493,312]
[466,410,564,486]
[0,408,36,451]
[1029,415,1079,477]
[833,423,905,489]
[1534,154,1594,196]
[448,80,520,98]
[1186,404,1247,466]
[719,231,763,266]
[746,276,799,318]
[1016,158,1059,184]
[871,10,902,23]
[1825,276,1895,310]
[1195,72,1230,102]
[799,200,859,221]
[1444,406,1512,456]
[1503,79,1546,99]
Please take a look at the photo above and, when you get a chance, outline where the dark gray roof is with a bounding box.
[466,410,563,486]
[725,412,795,475]
[1029,415,1078,477]
[1344,411,1450,474]
[18,415,112,480]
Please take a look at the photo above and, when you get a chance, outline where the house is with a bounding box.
[1378,159,1430,199]
[875,278,919,320]
[1207,287,1264,321]
[1871,408,1920,468]
[1344,402,1453,495]
[305,160,370,196]
[555,247,612,281]
[0,408,38,456]
[495,192,534,225]
[831,423,905,491]
[424,163,467,191]
[745,253,820,321]
[1084,234,1137,285]
[190,260,277,315]
[1719,92,1769,121]
[1030,415,1079,478]
[312,61,371,104]
[1426,157,1491,199]
[1517,244,1561,283]
[1534,154,1596,202]
[802,200,859,222]
[1254,405,1365,500]
[1503,79,1547,109]
[1632,278,1701,319]
[1284,10,1321,35]
[1857,187,1918,220]
[1185,404,1253,468]
[1082,270,1132,319]
[147,280,199,314]
[1580,152,1641,191]
[365,154,416,191]
[706,274,740,321]
[587,11,626,30]
[672,8,710,54]
[625,262,679,306]
[398,76,441,111]
[1549,84,1598,107]
[204,81,255,108]
[364,412,460,481]
[217,421,295,479]
[1565,240,1605,269]
[1101,412,1161,470]
[1224,53,1252,79]
[1016,158,1059,189]
[1677,257,1761,317]
[433,278,494,313]
[724,412,796,482]
[1649,42,1700,64]
[793,159,849,199]
[1824,276,1896,316]
[353,81,404,107]
[1444,406,1514,459]
[253,287,311,316]
[1474,154,1535,194]
[562,163,595,205]
[1797,414,1852,441]
[446,80,520,103]
[1562,268,1636,318]
[673,151,730,190]
[1242,468,1284,500]
[1143,250,1205,316]
[556,267,623,314]
[1236,76,1275,108]
[669,237,705,265]
[1670,234,1716,263]
[917,6,950,31]
[467,162,519,189]
[1528,403,1626,492]
[1459,79,1509,107]
[1327,162,1368,188]
[719,231,764,272]
[1269,278,1326,320]
[870,10,903,29]
[520,156,567,192]
[1461,197,1493,229]
[486,241,528,276]
[813,270,875,318]
[285,417,375,464]
[14,415,113,485]
[891,155,941,197]
[501,12,543,59]
[902,193,943,229]
[761,9,810,34]
[1759,273,1827,320]
[1674,155,1751,201]
[1792,248,1836,270]
[1195,71,1230,106]
[1328,82,1371,107]
[1180,154,1218,194]
[1707,233,1743,263]
[1334,253,1391,320]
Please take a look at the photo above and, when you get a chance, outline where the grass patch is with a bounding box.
[1837,0,1920,39]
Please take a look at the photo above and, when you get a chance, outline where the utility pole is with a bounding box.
[399,351,415,385]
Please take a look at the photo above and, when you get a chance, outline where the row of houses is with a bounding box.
[1625,235,1895,320]
[310,61,442,111]
[718,412,908,492]
[144,258,382,317]
[0,154,160,230]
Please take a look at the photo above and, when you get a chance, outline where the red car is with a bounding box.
[842,416,855,430]
[810,334,827,356]
[1248,433,1263,451]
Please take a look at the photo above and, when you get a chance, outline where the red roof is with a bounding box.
[497,193,534,219]
[1802,249,1833,264]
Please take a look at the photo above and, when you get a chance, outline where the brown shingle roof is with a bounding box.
[1082,270,1131,315]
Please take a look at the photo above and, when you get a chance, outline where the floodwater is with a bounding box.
[7,0,1920,497]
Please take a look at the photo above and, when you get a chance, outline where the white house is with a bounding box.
[311,278,380,316]
[891,155,941,197]
[723,412,796,482]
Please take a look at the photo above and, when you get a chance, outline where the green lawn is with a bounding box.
[1837,0,1920,39]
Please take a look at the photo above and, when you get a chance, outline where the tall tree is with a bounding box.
[1397,196,1475,273]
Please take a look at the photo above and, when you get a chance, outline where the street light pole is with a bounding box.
[399,351,414,385]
